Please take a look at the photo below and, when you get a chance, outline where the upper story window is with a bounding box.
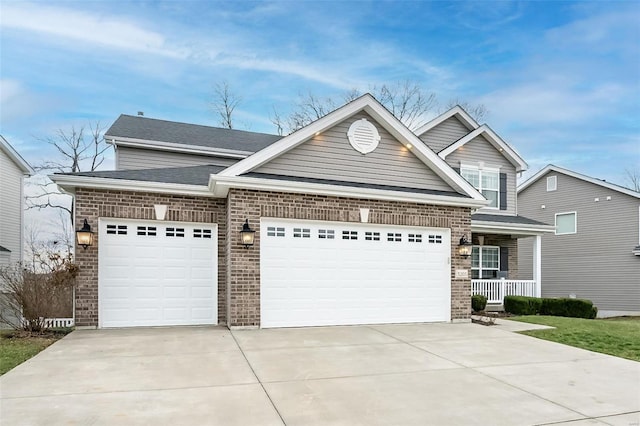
[461,167,499,208]
[547,176,557,192]
[555,212,577,235]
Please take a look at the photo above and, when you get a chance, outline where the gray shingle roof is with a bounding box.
[105,115,282,152]
[242,172,470,198]
[471,213,550,226]
[59,164,226,186]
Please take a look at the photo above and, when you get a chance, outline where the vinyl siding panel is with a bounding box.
[0,150,24,263]
[117,146,238,170]
[418,117,471,153]
[445,135,517,215]
[254,112,454,192]
[518,172,640,313]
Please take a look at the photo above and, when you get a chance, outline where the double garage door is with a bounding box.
[261,219,451,328]
[99,219,217,328]
[98,218,450,328]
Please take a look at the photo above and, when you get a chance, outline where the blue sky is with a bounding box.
[1,0,639,188]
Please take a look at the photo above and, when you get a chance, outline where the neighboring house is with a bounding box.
[51,94,551,329]
[0,136,34,269]
[517,165,640,317]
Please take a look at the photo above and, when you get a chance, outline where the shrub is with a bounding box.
[504,296,542,315]
[541,298,597,319]
[471,294,488,312]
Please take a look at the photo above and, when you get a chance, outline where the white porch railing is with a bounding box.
[472,280,538,304]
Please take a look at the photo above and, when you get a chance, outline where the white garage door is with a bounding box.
[99,219,217,328]
[261,219,451,328]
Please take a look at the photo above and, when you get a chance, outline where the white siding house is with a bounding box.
[0,136,34,268]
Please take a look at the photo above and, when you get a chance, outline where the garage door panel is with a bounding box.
[99,219,217,328]
[261,219,451,328]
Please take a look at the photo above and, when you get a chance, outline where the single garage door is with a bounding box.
[99,219,217,328]
[261,219,450,328]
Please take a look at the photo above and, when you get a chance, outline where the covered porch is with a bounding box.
[468,213,554,306]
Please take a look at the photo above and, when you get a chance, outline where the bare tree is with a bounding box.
[26,123,109,221]
[269,106,285,136]
[276,81,484,134]
[624,168,640,192]
[212,81,241,129]
[444,99,489,123]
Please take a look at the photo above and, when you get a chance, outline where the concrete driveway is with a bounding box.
[1,321,639,426]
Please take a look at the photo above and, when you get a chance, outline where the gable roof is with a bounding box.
[438,125,528,172]
[414,105,480,137]
[518,164,640,199]
[214,94,486,205]
[105,115,282,158]
[0,135,34,175]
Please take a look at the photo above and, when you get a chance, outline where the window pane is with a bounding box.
[481,247,499,269]
[471,246,480,268]
[556,213,576,234]
[471,270,480,279]
[461,168,479,189]
[482,189,499,208]
[482,171,499,190]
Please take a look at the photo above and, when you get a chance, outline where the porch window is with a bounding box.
[461,167,499,208]
[471,246,500,279]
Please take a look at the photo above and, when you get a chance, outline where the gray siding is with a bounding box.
[445,135,517,215]
[419,116,471,153]
[117,146,238,170]
[518,171,640,313]
[0,150,24,263]
[254,112,454,192]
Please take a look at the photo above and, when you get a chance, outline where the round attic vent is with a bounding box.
[347,118,380,154]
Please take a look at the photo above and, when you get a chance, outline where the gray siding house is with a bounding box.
[518,165,640,317]
[0,136,33,269]
[51,95,552,329]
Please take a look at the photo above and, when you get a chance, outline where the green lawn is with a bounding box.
[0,332,63,375]
[511,316,640,362]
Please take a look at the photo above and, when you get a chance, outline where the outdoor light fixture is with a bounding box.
[76,219,94,249]
[458,235,472,258]
[239,219,255,248]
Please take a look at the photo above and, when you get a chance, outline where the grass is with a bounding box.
[0,329,70,375]
[511,315,640,362]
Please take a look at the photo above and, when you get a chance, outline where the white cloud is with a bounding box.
[0,2,186,58]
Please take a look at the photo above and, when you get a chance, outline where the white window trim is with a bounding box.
[555,211,577,235]
[471,245,500,279]
[547,175,557,192]
[460,164,501,210]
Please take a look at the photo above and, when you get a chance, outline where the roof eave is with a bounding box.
[471,219,556,236]
[209,175,488,209]
[0,136,35,175]
[414,106,480,137]
[105,135,253,159]
[50,174,217,198]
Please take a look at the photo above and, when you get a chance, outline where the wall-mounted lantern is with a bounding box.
[458,235,472,258]
[239,219,256,248]
[76,219,95,249]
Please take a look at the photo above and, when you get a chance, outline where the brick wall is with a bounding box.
[74,188,226,326]
[226,189,472,327]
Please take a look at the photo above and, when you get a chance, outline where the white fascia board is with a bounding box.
[209,175,488,208]
[50,174,217,198]
[0,135,34,175]
[439,125,528,172]
[219,94,486,202]
[107,136,252,159]
[414,105,480,137]
[518,164,640,199]
[471,220,556,236]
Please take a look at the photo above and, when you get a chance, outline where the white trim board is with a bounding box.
[217,94,486,203]
[438,125,528,173]
[518,164,640,199]
[107,137,253,159]
[414,105,480,137]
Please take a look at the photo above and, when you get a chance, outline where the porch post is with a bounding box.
[533,235,542,297]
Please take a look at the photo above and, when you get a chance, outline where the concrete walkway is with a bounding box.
[1,320,638,425]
